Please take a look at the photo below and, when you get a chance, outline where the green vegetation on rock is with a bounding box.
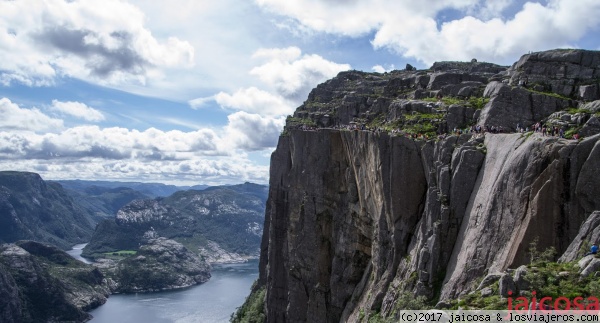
[231,284,266,323]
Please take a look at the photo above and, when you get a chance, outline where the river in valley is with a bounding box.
[68,245,259,323]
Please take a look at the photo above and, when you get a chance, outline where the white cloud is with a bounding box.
[0,99,283,160]
[0,0,194,87]
[188,96,216,110]
[468,0,513,20]
[0,98,64,132]
[255,0,478,36]
[0,99,281,184]
[257,0,600,65]
[224,112,285,151]
[0,126,223,160]
[192,46,350,117]
[50,100,105,122]
[250,46,351,101]
[213,87,294,116]
[0,123,273,184]
[372,64,396,73]
[0,157,269,186]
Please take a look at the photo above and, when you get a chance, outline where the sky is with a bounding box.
[0,0,599,185]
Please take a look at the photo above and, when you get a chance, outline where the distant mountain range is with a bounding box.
[55,180,209,198]
[56,185,150,221]
[0,171,267,256]
[83,182,268,261]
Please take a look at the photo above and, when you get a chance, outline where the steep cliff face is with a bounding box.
[258,49,600,322]
[0,171,96,249]
[0,241,110,323]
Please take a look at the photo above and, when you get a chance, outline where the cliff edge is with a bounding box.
[255,49,600,322]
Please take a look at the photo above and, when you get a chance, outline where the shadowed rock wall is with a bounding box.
[261,130,600,323]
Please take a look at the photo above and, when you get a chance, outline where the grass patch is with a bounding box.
[422,96,489,109]
[467,97,490,110]
[422,96,462,105]
[476,143,487,154]
[102,250,137,259]
[286,116,317,127]
[460,285,506,310]
[367,312,387,323]
[231,284,266,323]
[454,242,599,311]
[404,112,443,122]
[525,88,570,100]
[564,126,582,139]
[567,107,593,114]
[368,114,387,129]
[403,123,437,137]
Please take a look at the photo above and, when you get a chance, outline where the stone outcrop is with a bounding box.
[0,241,110,323]
[198,240,250,264]
[256,49,600,323]
[113,237,211,293]
[479,81,574,131]
[508,49,600,99]
[560,211,600,262]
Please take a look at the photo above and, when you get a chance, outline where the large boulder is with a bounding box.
[499,274,516,297]
[583,100,600,113]
[508,49,600,98]
[581,258,600,277]
[513,265,529,291]
[575,139,600,213]
[428,73,488,91]
[479,81,572,130]
[579,85,600,101]
[580,117,600,138]
[446,105,475,131]
[440,81,484,97]
[476,273,502,290]
[559,211,600,262]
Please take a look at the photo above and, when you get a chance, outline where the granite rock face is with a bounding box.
[0,241,110,323]
[0,263,21,323]
[479,81,573,131]
[508,49,600,99]
[257,49,600,323]
[261,129,600,322]
[559,211,600,262]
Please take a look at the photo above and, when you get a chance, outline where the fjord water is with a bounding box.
[66,243,93,264]
[89,261,258,322]
[68,246,258,323]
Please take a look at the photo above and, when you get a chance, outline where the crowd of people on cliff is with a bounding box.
[291,119,583,141]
